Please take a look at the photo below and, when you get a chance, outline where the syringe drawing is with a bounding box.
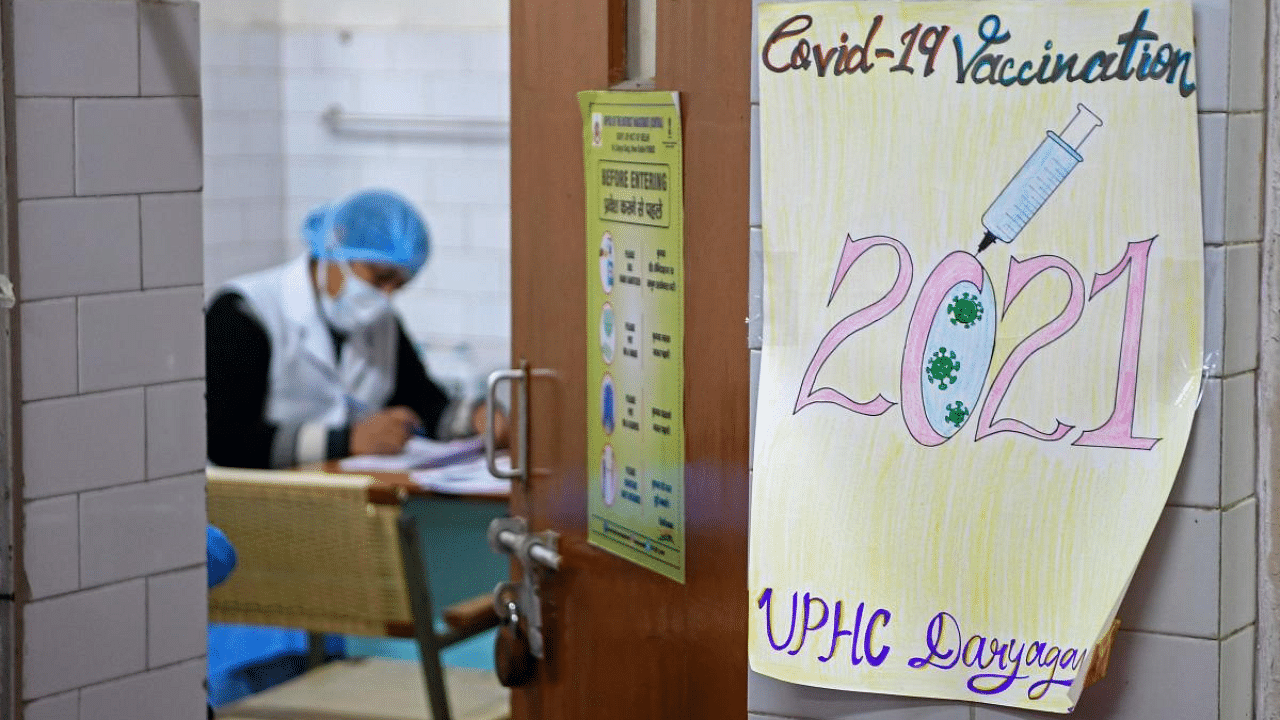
[976,104,1103,253]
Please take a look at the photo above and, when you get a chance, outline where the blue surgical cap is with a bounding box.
[303,189,430,275]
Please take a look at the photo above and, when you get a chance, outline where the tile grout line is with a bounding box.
[1221,494,1257,513]
[15,95,201,101]
[29,563,204,607]
[1212,50,1233,692]
[23,382,200,407]
[143,573,150,670]
[1164,495,1257,512]
[1114,626,1239,642]
[23,282,205,307]
[135,0,142,100]
[1219,475,1227,642]
[23,655,206,706]
[137,193,145,323]
[142,379,149,482]
[75,492,82,593]
[74,294,84,412]
[20,188,202,204]
[71,98,78,198]
[1222,621,1255,643]
[71,295,79,397]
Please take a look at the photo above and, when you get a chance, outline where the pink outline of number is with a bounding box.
[1073,237,1160,450]
[794,235,913,416]
[974,255,1085,442]
[900,251,988,446]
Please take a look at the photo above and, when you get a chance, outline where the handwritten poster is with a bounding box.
[750,1,1202,712]
[581,91,686,583]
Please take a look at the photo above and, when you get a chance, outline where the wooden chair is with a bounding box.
[207,467,507,720]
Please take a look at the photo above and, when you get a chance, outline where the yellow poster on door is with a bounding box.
[581,91,686,583]
[750,1,1202,712]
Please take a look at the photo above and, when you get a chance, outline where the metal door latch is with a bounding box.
[488,516,561,658]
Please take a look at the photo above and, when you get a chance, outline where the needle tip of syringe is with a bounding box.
[976,231,997,255]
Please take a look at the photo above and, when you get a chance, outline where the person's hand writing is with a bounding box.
[350,406,422,455]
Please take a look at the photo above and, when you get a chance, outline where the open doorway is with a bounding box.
[198,0,512,709]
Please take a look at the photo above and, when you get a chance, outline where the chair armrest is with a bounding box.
[442,593,501,637]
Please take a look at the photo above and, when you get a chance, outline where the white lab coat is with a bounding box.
[213,254,398,462]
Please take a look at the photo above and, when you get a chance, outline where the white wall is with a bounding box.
[12,1,209,717]
[200,0,512,382]
[278,22,511,374]
[200,0,279,27]
[201,22,289,291]
[279,0,506,29]
[745,0,1265,718]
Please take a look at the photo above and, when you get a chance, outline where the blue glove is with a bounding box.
[206,525,237,589]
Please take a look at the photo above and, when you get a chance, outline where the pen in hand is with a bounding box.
[349,405,424,455]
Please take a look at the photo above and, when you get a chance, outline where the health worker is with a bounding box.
[206,188,504,469]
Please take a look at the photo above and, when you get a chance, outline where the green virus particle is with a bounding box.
[926,347,960,390]
[945,401,970,428]
[948,292,984,328]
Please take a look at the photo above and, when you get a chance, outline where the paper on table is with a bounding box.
[338,435,486,472]
[411,454,512,496]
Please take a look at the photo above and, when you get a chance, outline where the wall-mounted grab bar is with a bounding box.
[321,104,509,142]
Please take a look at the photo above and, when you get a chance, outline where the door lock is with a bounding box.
[492,583,536,687]
[488,516,560,659]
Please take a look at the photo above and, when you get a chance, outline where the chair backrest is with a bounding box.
[207,467,415,638]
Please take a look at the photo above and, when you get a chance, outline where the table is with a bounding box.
[300,459,511,505]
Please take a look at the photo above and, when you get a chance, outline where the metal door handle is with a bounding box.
[485,362,554,484]
[485,367,525,480]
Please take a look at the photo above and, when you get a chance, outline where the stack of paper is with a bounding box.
[338,435,486,472]
[411,454,512,496]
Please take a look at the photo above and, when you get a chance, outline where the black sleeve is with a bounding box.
[206,293,353,467]
[386,322,452,439]
[205,293,278,468]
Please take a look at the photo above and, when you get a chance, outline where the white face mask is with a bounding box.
[319,257,393,332]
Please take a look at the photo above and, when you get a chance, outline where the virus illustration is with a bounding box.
[944,400,970,428]
[948,292,984,328]
[926,347,960,390]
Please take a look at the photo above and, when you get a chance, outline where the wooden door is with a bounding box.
[508,0,751,718]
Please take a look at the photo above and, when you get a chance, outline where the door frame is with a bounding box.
[0,0,20,714]
[1258,0,1279,712]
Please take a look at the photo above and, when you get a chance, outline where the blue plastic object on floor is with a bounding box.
[207,625,346,707]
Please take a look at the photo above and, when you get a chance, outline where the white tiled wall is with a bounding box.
[278,24,512,370]
[277,0,506,28]
[18,197,141,301]
[76,98,203,195]
[76,657,206,720]
[746,0,1264,718]
[201,23,289,291]
[12,0,208,716]
[200,17,512,375]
